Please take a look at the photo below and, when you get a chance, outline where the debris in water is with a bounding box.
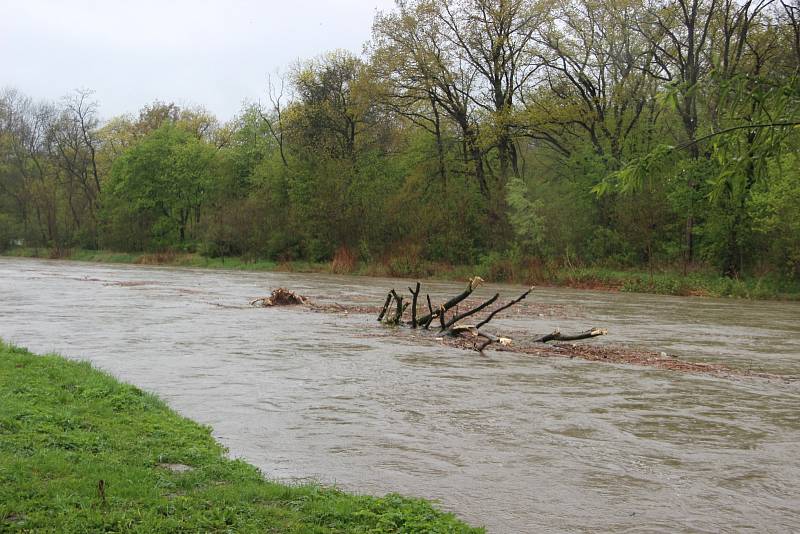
[250,288,309,307]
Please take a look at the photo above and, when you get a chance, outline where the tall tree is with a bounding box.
[532,0,658,165]
[107,125,217,245]
[437,0,542,186]
[636,0,720,264]
[371,0,488,195]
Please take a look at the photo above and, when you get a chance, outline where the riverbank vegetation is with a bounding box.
[0,341,481,532]
[5,246,799,299]
[1,1,799,294]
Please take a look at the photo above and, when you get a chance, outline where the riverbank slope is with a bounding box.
[0,341,481,533]
[4,247,799,300]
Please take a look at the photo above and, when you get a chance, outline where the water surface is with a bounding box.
[1,257,798,532]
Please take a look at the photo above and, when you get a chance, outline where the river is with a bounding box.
[1,257,798,532]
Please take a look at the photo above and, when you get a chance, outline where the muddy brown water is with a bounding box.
[1,257,799,532]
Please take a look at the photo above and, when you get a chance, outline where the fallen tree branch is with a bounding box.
[476,332,513,352]
[449,325,512,352]
[535,328,608,343]
[370,278,607,354]
[416,276,483,326]
[409,282,421,328]
[389,289,404,325]
[249,285,786,380]
[443,293,499,330]
[377,292,392,322]
[475,286,534,329]
[424,294,435,329]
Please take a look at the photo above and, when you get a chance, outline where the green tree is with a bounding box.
[106,125,217,247]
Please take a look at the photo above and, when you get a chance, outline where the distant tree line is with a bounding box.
[1,0,799,279]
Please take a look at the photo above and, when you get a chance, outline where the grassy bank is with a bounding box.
[0,341,481,533]
[4,246,799,300]
[3,247,283,271]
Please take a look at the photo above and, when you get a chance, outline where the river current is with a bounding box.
[1,257,798,532]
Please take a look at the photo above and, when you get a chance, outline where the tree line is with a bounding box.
[1,0,799,279]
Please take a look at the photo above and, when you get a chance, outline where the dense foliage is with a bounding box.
[1,0,799,281]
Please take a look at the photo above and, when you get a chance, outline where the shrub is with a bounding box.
[331,246,357,274]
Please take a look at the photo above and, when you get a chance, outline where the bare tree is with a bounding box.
[47,90,103,244]
[3,93,60,245]
[259,73,290,168]
[371,0,488,195]
[437,0,543,185]
[532,0,659,165]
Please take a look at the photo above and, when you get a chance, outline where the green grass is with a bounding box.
[70,249,143,264]
[4,246,799,300]
[3,248,282,272]
[547,266,800,299]
[0,341,482,533]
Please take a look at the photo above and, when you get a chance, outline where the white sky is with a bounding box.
[1,0,396,121]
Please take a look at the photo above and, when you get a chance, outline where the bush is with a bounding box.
[331,246,357,274]
[477,250,519,283]
[584,226,635,266]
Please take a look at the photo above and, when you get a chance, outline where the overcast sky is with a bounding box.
[1,0,396,121]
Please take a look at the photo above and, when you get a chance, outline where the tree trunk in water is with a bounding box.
[374,280,607,353]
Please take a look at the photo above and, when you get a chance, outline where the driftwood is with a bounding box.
[415,277,484,328]
[390,290,403,324]
[251,288,308,307]
[450,325,513,352]
[534,328,608,343]
[475,287,533,329]
[424,295,435,328]
[246,284,788,380]
[377,278,607,353]
[409,282,421,328]
[377,292,392,322]
[443,293,499,330]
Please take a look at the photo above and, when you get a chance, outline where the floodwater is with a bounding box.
[1,257,799,533]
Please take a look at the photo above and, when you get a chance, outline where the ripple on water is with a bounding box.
[1,257,799,533]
